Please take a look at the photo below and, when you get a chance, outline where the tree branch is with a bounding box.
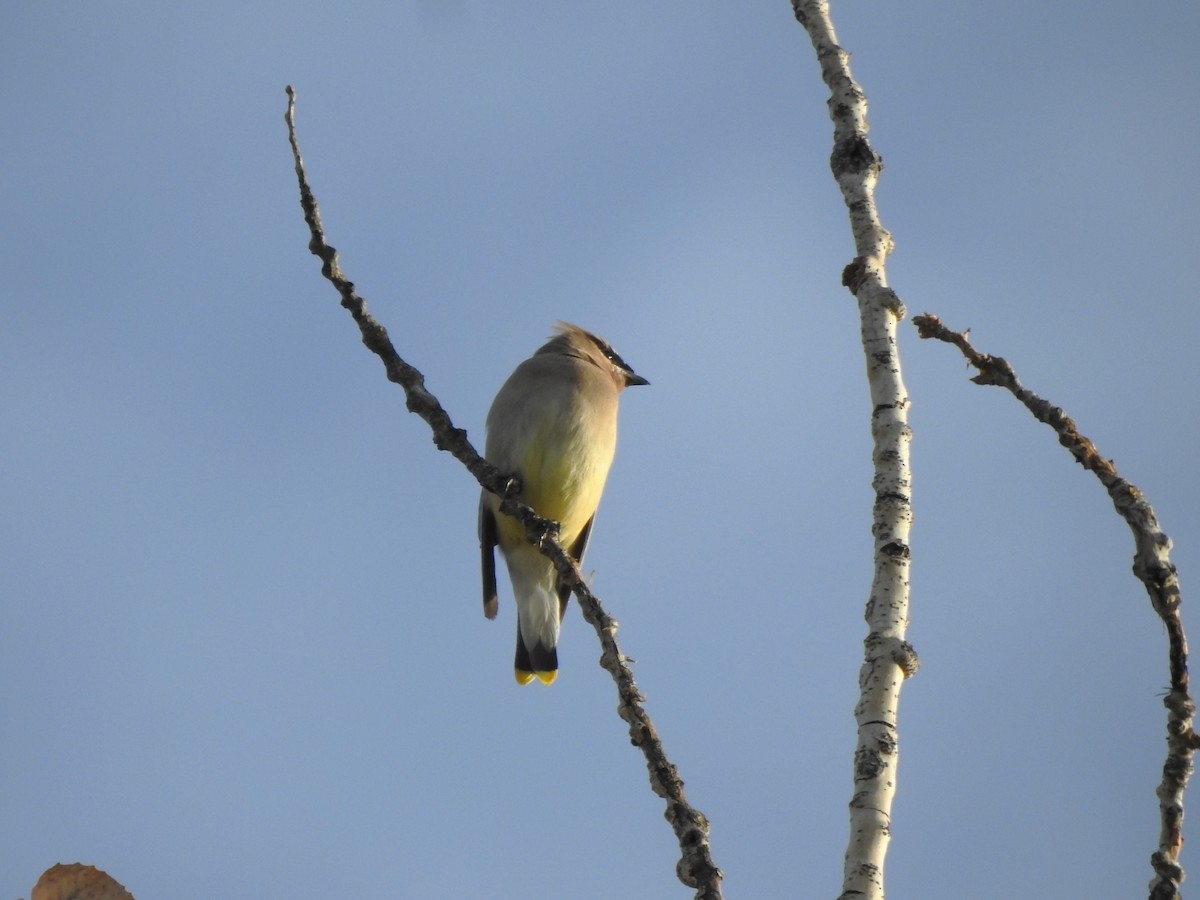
[913,313,1194,900]
[283,85,722,899]
[789,5,917,900]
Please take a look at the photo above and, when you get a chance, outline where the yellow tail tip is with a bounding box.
[515,669,557,685]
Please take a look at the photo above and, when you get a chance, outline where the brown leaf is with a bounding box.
[30,863,135,900]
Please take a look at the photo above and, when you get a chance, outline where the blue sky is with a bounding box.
[3,3,1199,898]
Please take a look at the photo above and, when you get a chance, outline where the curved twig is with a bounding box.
[283,85,723,899]
[914,313,1194,900]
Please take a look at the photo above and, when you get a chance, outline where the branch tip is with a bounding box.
[919,316,1192,894]
[283,90,723,899]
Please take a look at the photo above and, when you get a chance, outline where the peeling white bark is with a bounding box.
[790,4,916,898]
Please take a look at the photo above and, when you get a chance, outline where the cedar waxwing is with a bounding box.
[479,323,648,685]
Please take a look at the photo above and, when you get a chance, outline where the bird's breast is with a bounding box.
[521,418,613,536]
[485,362,621,548]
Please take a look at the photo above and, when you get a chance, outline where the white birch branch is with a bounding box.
[913,313,1196,900]
[789,4,919,899]
[283,86,723,899]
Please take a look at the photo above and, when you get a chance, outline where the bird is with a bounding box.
[478,323,648,685]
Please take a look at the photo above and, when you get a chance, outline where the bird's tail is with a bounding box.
[514,632,558,685]
[507,549,563,685]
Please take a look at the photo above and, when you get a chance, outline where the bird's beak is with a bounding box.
[624,372,650,387]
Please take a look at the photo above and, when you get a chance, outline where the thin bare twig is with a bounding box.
[914,312,1195,899]
[283,85,722,899]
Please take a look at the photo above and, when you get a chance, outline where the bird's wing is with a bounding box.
[556,513,596,616]
[478,495,499,619]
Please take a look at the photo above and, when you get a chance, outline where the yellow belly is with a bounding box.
[494,422,612,550]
